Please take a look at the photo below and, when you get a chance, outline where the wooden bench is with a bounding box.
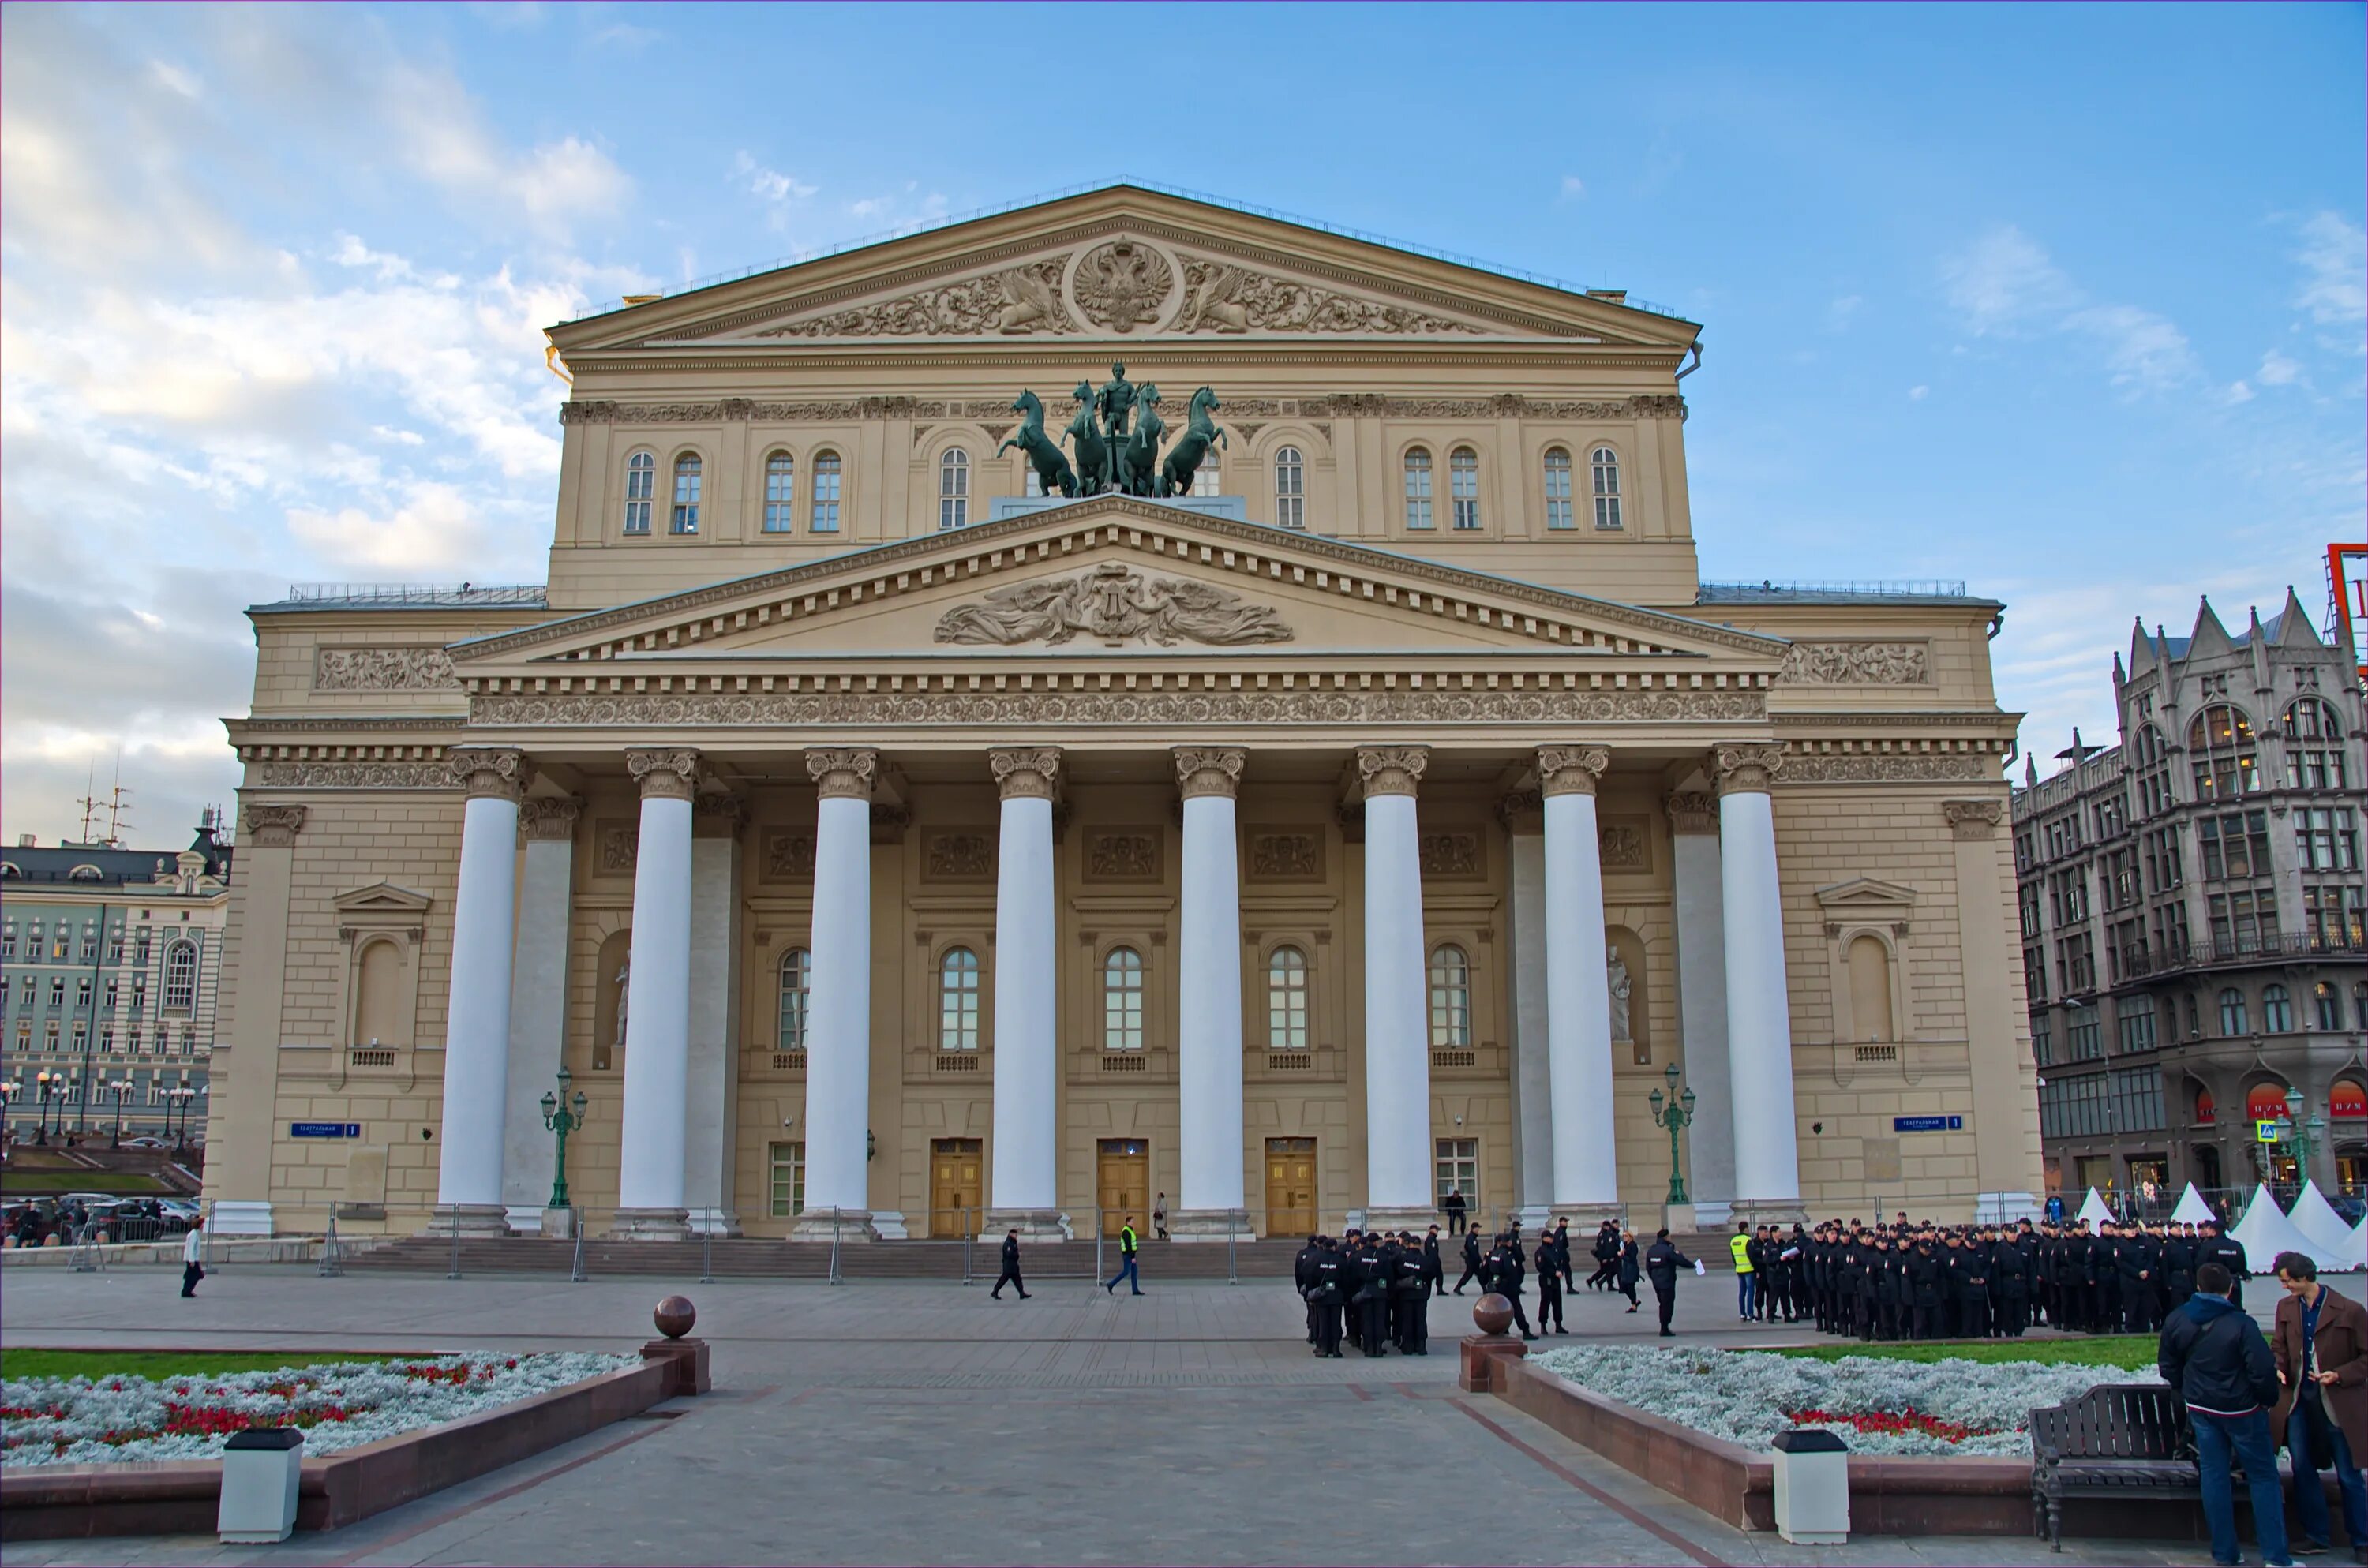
[2029,1383,2198,1551]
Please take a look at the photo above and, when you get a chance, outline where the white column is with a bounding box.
[986,747,1062,1236]
[501,797,582,1229]
[1539,747,1621,1217]
[1358,746,1433,1221]
[1667,791,1735,1224]
[1502,797,1554,1223]
[613,747,699,1237]
[799,749,878,1236]
[1714,744,1805,1222]
[435,748,527,1233]
[683,795,745,1235]
[1173,748,1247,1237]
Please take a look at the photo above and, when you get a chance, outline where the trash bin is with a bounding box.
[1770,1428,1849,1544]
[219,1427,304,1543]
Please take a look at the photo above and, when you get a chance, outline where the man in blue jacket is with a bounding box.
[2160,1261,2294,1568]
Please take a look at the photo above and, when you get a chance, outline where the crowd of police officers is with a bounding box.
[1289,1213,2257,1351]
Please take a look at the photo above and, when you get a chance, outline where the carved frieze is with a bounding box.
[1775,642,1931,686]
[253,760,454,790]
[755,259,1077,339]
[596,821,639,874]
[1072,241,1172,332]
[558,396,940,425]
[762,833,817,883]
[1084,829,1162,883]
[1418,832,1484,879]
[1174,255,1485,336]
[1246,829,1325,882]
[242,804,308,848]
[934,564,1292,648]
[313,646,458,691]
[554,391,1686,427]
[1782,753,2000,784]
[1598,818,1651,874]
[923,831,995,881]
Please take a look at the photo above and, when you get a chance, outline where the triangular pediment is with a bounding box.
[333,881,433,915]
[550,186,1694,354]
[1813,877,1918,919]
[452,497,1783,675]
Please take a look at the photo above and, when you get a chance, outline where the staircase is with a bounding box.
[343,1234,1313,1280]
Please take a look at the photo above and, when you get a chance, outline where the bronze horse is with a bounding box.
[1117,383,1164,497]
[1158,386,1226,498]
[1061,380,1111,496]
[999,391,1079,500]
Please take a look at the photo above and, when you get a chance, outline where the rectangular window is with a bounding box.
[670,461,701,534]
[43,1020,59,1053]
[49,978,64,1009]
[2055,932,2095,994]
[79,926,96,962]
[2302,884,2366,947]
[2,924,15,961]
[624,457,654,534]
[2115,997,2156,1054]
[101,1027,115,1057]
[2066,1005,2104,1061]
[2208,889,2280,952]
[2023,945,2048,1002]
[1449,453,1480,530]
[70,1021,86,1053]
[762,456,796,533]
[1543,457,1573,530]
[105,979,118,1010]
[2030,1015,2051,1065]
[1433,1137,1478,1210]
[768,1141,805,1218]
[1404,453,1433,530]
[2109,1065,2167,1132]
[75,978,91,1009]
[2296,807,2360,873]
[810,455,841,533]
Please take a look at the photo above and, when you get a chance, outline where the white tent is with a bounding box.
[2169,1183,2218,1226]
[2352,1212,2368,1264]
[2229,1183,2352,1274]
[2075,1186,2115,1229]
[2287,1181,2363,1271]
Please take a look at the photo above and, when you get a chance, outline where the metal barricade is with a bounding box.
[318,1214,343,1278]
[570,1208,588,1282]
[69,1222,101,1274]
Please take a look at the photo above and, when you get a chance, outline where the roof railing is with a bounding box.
[267,584,549,608]
[570,177,1688,323]
[1698,579,1973,603]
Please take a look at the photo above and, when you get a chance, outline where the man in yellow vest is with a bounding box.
[1103,1217,1144,1296]
[1729,1223,1757,1323]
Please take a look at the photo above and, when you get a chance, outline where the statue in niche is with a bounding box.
[1606,952,1632,1042]
[613,961,630,1056]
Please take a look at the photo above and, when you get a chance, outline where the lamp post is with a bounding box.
[106,1078,133,1147]
[2282,1086,2327,1185]
[0,1080,14,1162]
[539,1066,589,1209]
[1647,1061,1699,1205]
[34,1070,61,1146]
[167,1086,196,1152]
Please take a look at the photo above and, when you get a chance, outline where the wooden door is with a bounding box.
[1266,1136,1317,1237]
[929,1138,981,1237]
[1096,1138,1149,1237]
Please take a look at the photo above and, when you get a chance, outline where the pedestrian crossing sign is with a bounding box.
[2255,1119,2283,1143]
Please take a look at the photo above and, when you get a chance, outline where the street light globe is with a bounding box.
[2284,1086,2305,1123]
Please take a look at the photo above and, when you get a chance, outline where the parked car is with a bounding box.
[123,1136,169,1150]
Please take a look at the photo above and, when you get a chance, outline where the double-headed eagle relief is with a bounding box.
[995,365,1227,501]
[935,562,1292,649]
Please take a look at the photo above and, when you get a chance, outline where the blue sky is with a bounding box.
[3,2,2362,845]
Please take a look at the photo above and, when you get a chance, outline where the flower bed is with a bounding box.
[1529,1345,2151,1457]
[2,1353,635,1469]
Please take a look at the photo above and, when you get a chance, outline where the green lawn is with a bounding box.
[0,1170,172,1194]
[0,1348,419,1383]
[1765,1336,2157,1370]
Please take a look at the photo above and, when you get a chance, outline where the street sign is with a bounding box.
[291,1121,362,1139]
[1893,1114,1964,1132]
[2255,1119,2283,1143]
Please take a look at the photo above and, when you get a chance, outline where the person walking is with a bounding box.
[1482,1232,1538,1341]
[1453,1226,1485,1294]
[1152,1193,1170,1242]
[1615,1229,1643,1313]
[1588,1220,1620,1291]
[2160,1261,2294,1568]
[1728,1223,1756,1323]
[1422,1225,1448,1297]
[989,1228,1031,1300]
[179,1218,204,1299]
[1553,1218,1576,1293]
[1103,1216,1144,1295]
[2269,1252,2368,1563]
[1646,1229,1694,1337]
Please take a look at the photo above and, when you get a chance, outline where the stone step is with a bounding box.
[343,1235,1314,1278]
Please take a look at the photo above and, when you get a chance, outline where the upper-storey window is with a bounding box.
[1403,447,1434,530]
[1191,454,1220,497]
[623,451,654,535]
[777,947,810,1050]
[1101,946,1145,1051]
[669,453,702,535]
[1591,446,1624,530]
[2283,698,2350,790]
[811,451,842,533]
[163,941,197,1012]
[2132,724,2175,817]
[762,452,796,533]
[1267,946,1310,1050]
[939,448,969,530]
[1543,447,1574,530]
[1428,944,1471,1048]
[1273,447,1304,529]
[2189,705,2257,802]
[938,946,980,1050]
[1448,447,1481,530]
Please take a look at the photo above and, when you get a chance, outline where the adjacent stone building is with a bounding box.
[202,186,2040,1239]
[2012,596,2368,1205]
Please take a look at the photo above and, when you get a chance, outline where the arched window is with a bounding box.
[2316,981,2343,1030]
[1428,944,1471,1048]
[1102,947,1145,1051]
[1847,935,1894,1042]
[939,447,969,530]
[1403,447,1434,530]
[938,947,980,1050]
[1191,452,1221,497]
[777,947,811,1050]
[1272,447,1304,528]
[1542,447,1574,530]
[623,451,655,534]
[2132,724,2176,817]
[2261,983,2293,1033]
[1591,446,1623,530]
[810,451,841,533]
[163,941,198,1012]
[2188,705,2257,801]
[352,940,400,1046]
[2244,1081,2289,1124]
[762,451,796,533]
[2193,1083,2216,1126]
[1448,447,1481,530]
[2282,698,2350,790]
[2217,986,2249,1036]
[1267,946,1310,1050]
[669,453,702,534]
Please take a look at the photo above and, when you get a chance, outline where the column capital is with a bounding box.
[625,747,703,802]
[1497,789,1544,834]
[1710,743,1785,796]
[1943,798,2004,840]
[242,803,308,849]
[693,793,749,839]
[1537,745,1610,797]
[1173,747,1246,800]
[806,747,879,801]
[448,747,530,803]
[1354,745,1429,799]
[1665,791,1719,836]
[988,747,1062,801]
[518,796,584,843]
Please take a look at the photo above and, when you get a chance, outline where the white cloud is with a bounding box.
[2295,211,2366,328]
[733,151,818,234]
[381,62,631,240]
[287,483,500,573]
[1558,174,1585,200]
[1942,224,2196,393]
[148,60,202,99]
[2224,380,2254,404]
[2063,303,2195,392]
[1827,294,1862,330]
[1907,384,1929,401]
[2257,349,2302,387]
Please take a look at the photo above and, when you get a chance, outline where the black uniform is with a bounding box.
[2198,1233,2248,1311]
[1484,1240,1537,1338]
[1643,1237,1692,1335]
[1536,1247,1566,1333]
[1294,1241,1321,1342]
[1616,1237,1642,1308]
[1993,1232,2029,1336]
[1307,1244,1346,1357]
[990,1234,1029,1299]
[1393,1246,1431,1353]
[1423,1230,1447,1297]
[2116,1231,2157,1333]
[1354,1241,1391,1356]
[1588,1223,1620,1290]
[1959,1238,1994,1339]
[2160,1232,2195,1313]
[1453,1229,1486,1294]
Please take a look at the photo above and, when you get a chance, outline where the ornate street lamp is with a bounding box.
[2282,1086,2327,1180]
[0,1080,14,1162]
[1647,1061,1699,1205]
[168,1086,196,1152]
[34,1070,61,1147]
[106,1079,134,1147]
[539,1066,590,1209]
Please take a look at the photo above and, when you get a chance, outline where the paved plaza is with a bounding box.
[13,1256,2349,1566]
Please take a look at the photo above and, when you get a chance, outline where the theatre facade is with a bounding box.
[203,186,2041,1239]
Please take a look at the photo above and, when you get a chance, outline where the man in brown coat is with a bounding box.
[2272,1252,2368,1562]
